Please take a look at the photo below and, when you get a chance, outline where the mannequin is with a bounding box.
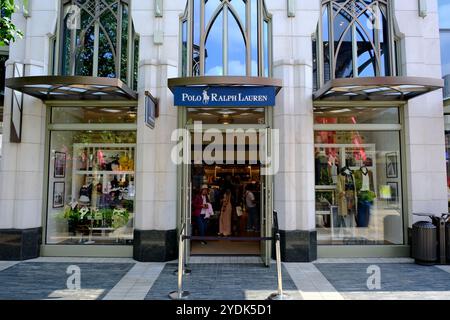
[336,165,357,228]
[315,149,332,185]
[355,166,376,228]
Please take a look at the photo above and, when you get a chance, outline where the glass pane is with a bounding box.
[322,6,331,83]
[193,0,201,46]
[74,8,95,76]
[61,8,73,76]
[334,8,353,78]
[51,107,137,124]
[205,11,224,76]
[98,29,116,77]
[315,130,404,245]
[379,8,390,76]
[263,20,269,77]
[187,107,266,125]
[98,3,118,78]
[439,0,450,29]
[133,34,139,91]
[120,4,129,83]
[333,5,352,50]
[228,10,247,76]
[205,0,221,27]
[230,0,246,27]
[182,20,188,77]
[314,106,400,124]
[356,22,376,77]
[46,131,136,245]
[313,37,318,91]
[251,0,258,76]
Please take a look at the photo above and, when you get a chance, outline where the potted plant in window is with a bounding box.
[63,205,91,235]
[63,205,80,235]
[112,208,130,229]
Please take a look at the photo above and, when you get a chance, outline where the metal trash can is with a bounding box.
[447,223,450,263]
[412,221,437,265]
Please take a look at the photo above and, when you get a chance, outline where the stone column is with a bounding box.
[395,1,448,232]
[0,0,57,260]
[269,1,320,262]
[132,1,182,261]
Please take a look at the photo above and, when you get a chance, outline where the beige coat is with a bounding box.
[336,174,358,217]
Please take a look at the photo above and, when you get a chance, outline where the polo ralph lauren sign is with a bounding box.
[173,86,277,107]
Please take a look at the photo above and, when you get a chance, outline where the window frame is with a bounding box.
[56,0,139,89]
[313,103,408,247]
[316,0,398,88]
[179,0,272,77]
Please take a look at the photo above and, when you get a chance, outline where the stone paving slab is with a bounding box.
[315,263,450,300]
[285,263,344,300]
[103,263,165,300]
[0,261,20,272]
[146,263,303,300]
[0,262,134,300]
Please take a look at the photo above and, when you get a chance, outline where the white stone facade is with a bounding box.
[0,0,447,258]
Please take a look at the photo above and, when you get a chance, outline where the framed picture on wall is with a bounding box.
[53,182,65,208]
[386,152,398,179]
[54,152,66,178]
[387,182,399,203]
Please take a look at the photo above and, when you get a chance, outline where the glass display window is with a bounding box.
[314,112,404,246]
[46,121,136,245]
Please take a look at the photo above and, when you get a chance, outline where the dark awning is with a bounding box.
[314,77,444,102]
[5,76,137,101]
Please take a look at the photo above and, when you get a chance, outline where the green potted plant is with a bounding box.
[64,206,91,235]
[112,208,130,229]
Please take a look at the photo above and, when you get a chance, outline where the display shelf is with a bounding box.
[75,170,135,175]
[71,143,136,205]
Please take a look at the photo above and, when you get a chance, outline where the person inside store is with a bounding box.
[219,189,234,237]
[192,185,213,245]
[245,184,259,232]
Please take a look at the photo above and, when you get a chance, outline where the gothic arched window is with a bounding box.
[181,0,272,77]
[59,0,139,89]
[314,0,398,88]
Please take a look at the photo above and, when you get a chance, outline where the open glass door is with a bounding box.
[260,128,273,267]
[181,128,192,264]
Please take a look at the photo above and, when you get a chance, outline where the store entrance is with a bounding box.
[190,164,262,255]
[180,126,273,265]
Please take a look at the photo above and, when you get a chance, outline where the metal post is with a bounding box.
[169,225,190,300]
[268,233,291,300]
[439,216,446,265]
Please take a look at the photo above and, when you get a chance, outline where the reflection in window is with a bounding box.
[60,0,139,90]
[46,130,136,246]
[181,0,271,77]
[315,0,396,86]
[314,106,399,125]
[315,130,404,246]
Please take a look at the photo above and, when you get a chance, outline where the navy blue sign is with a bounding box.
[173,86,276,107]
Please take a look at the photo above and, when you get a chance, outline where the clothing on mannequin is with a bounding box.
[336,167,357,227]
[354,166,376,228]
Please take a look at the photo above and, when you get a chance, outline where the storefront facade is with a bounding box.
[0,0,447,262]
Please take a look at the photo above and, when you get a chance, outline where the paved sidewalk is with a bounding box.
[0,257,449,300]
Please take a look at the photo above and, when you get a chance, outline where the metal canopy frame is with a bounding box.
[5,76,138,101]
[168,76,283,94]
[313,76,443,102]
